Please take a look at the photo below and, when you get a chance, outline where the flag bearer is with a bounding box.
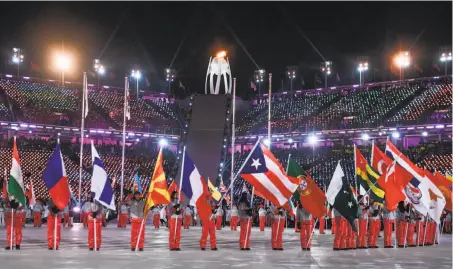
[152,206,161,229]
[271,204,286,251]
[184,206,192,229]
[367,203,381,248]
[87,196,103,251]
[200,198,217,251]
[383,204,395,248]
[215,205,223,230]
[238,192,252,250]
[230,204,238,231]
[4,198,22,250]
[118,201,128,228]
[296,203,313,251]
[33,199,44,227]
[357,196,368,249]
[47,199,64,250]
[258,204,266,231]
[167,191,182,251]
[397,202,409,248]
[128,191,145,251]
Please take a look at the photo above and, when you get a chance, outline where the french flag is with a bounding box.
[42,142,71,210]
[90,142,116,210]
[180,151,211,222]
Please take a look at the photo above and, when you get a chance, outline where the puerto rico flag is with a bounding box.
[180,151,211,222]
[42,142,71,210]
[90,142,116,210]
[239,141,299,207]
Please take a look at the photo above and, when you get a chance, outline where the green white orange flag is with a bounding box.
[8,138,26,206]
[144,148,170,217]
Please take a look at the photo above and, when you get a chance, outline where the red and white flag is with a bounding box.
[371,141,392,175]
[250,81,257,91]
[239,141,299,207]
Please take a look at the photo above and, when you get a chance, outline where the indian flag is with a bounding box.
[8,138,26,206]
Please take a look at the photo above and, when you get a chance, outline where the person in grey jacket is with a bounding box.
[127,191,146,251]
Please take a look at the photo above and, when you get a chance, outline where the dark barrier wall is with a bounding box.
[177,95,229,186]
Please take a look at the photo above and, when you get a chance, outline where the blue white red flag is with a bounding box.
[90,142,116,210]
[42,143,71,210]
[180,151,211,222]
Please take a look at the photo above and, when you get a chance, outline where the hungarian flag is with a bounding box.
[42,142,71,210]
[168,181,183,202]
[8,138,26,206]
[426,170,452,212]
[371,141,392,175]
[326,161,360,231]
[377,160,413,211]
[287,159,326,218]
[355,145,385,206]
[239,142,299,207]
[144,149,170,216]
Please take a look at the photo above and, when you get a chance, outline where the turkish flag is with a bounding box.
[377,161,413,211]
[371,143,392,175]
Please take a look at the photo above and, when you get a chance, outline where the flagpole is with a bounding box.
[120,76,128,201]
[94,217,97,251]
[284,154,291,232]
[231,78,236,206]
[266,73,272,208]
[353,144,358,193]
[10,209,13,250]
[78,72,87,204]
[54,214,57,251]
[175,146,186,246]
[422,215,428,246]
[135,218,145,251]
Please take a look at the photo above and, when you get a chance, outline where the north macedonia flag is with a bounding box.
[144,149,170,217]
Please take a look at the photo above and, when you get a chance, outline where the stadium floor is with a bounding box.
[0,222,451,269]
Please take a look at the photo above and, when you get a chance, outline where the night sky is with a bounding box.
[0,2,451,98]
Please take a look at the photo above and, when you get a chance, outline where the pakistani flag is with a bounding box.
[8,138,26,206]
[326,161,359,232]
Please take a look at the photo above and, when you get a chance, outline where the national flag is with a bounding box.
[179,80,186,90]
[427,170,452,212]
[371,141,392,175]
[8,138,26,206]
[29,181,36,207]
[350,185,358,199]
[42,142,71,210]
[326,161,360,231]
[336,73,340,82]
[180,151,211,222]
[207,178,222,202]
[414,64,423,75]
[287,159,326,218]
[132,172,142,193]
[355,145,385,206]
[239,142,299,207]
[433,64,441,72]
[251,81,257,91]
[30,62,41,73]
[90,142,115,210]
[168,181,183,202]
[385,139,445,223]
[377,160,413,211]
[144,149,170,216]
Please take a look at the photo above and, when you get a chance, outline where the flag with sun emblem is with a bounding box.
[287,158,326,218]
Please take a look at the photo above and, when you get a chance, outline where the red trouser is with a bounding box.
[230,216,238,231]
[102,214,107,227]
[407,222,416,246]
[239,218,252,249]
[331,219,336,234]
[397,220,408,246]
[5,213,22,247]
[47,214,62,249]
[216,216,222,230]
[300,220,313,249]
[184,215,192,229]
[333,217,344,249]
[153,214,160,228]
[130,218,145,249]
[33,211,42,227]
[384,219,394,247]
[118,213,128,228]
[169,217,182,249]
[200,218,216,249]
[358,218,368,248]
[427,221,436,244]
[416,220,425,245]
[88,217,102,249]
[295,220,300,232]
[271,218,285,249]
[259,216,265,231]
[445,220,451,233]
[368,219,380,247]
[348,220,357,249]
[319,217,325,234]
[340,218,349,249]
[64,213,70,227]
[82,212,89,227]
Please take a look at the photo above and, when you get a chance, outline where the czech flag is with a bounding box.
[180,151,211,223]
[42,142,71,210]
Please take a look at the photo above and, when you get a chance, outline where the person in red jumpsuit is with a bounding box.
[332,208,345,250]
[367,204,381,248]
[4,198,22,250]
[167,191,182,251]
[357,197,369,249]
[184,205,193,229]
[258,204,266,232]
[87,196,103,251]
[238,192,252,250]
[200,198,217,250]
[47,199,64,250]
[397,202,410,248]
[271,205,286,250]
[32,199,44,227]
[230,204,239,231]
[127,191,145,251]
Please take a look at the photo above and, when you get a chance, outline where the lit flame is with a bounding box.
[216,51,227,58]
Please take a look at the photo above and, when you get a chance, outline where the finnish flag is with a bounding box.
[90,141,116,210]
